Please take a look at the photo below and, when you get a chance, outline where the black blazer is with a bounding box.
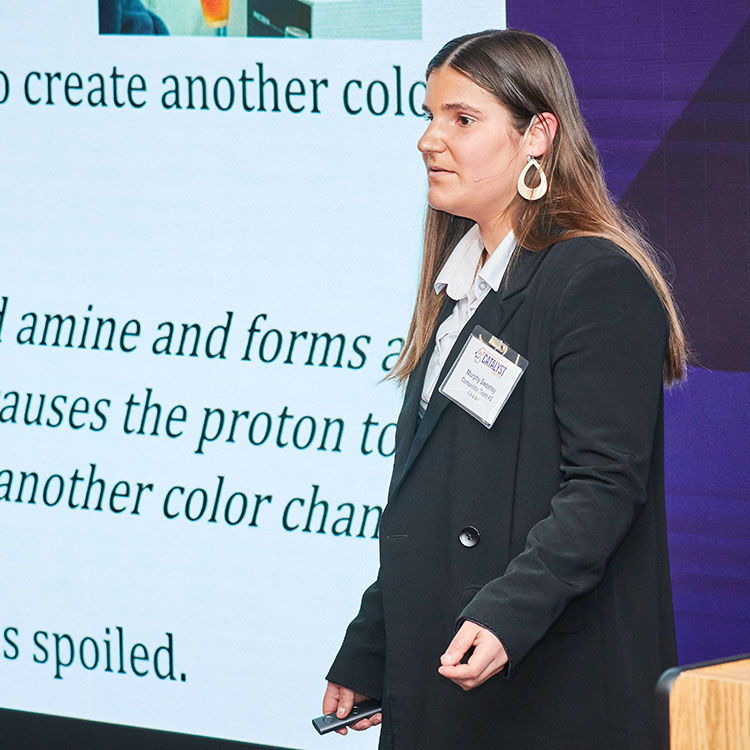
[328,237,676,750]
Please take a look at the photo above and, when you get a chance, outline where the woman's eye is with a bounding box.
[421,111,433,121]
[458,116,474,126]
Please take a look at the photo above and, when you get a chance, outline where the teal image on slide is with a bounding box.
[101,0,422,39]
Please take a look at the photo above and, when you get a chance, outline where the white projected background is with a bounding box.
[0,2,504,747]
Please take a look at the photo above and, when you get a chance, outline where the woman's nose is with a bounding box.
[418,121,444,154]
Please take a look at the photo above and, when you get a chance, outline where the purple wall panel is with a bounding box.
[666,369,750,659]
[508,1,749,198]
[507,0,750,665]
[623,18,749,371]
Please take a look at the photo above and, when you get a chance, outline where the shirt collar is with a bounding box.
[434,225,516,300]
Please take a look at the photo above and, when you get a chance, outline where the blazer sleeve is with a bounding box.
[459,251,669,675]
[326,573,387,700]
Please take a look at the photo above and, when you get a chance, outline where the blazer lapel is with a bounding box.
[389,296,453,485]
[388,246,549,501]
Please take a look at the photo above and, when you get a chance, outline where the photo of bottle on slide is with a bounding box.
[99,0,423,40]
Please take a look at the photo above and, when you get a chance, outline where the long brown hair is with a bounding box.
[389,29,687,385]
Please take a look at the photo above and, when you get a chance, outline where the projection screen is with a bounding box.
[1,2,505,748]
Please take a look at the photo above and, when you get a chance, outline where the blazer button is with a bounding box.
[458,526,480,548]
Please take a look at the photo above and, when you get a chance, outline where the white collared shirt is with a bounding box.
[419,225,516,416]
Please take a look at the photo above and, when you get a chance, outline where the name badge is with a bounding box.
[438,325,528,429]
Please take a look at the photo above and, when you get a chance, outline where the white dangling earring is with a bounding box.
[517,156,547,201]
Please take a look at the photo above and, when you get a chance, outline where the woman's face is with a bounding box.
[418,66,527,230]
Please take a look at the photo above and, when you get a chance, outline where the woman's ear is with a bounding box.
[527,112,558,157]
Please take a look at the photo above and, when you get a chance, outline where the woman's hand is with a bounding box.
[322,682,382,735]
[438,620,508,690]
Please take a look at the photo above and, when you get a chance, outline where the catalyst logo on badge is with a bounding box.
[472,344,509,376]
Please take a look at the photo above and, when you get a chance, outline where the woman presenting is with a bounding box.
[323,29,686,750]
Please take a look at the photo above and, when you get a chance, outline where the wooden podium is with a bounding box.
[657,654,750,749]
